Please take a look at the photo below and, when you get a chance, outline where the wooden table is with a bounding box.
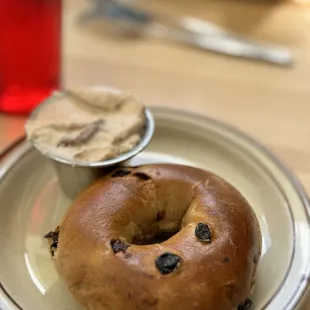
[1,0,310,195]
[64,0,310,192]
[0,0,309,308]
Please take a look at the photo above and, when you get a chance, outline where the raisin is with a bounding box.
[223,256,230,263]
[110,239,130,253]
[111,170,131,177]
[238,299,252,310]
[133,172,151,181]
[124,252,133,259]
[44,230,59,256]
[44,231,53,239]
[155,252,181,275]
[44,231,59,242]
[51,241,58,248]
[156,210,165,221]
[195,223,212,243]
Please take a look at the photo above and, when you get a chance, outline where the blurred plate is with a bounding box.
[0,107,309,310]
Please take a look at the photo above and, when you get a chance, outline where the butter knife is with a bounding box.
[79,1,293,66]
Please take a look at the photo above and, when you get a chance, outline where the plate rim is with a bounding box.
[0,106,309,310]
[154,107,310,310]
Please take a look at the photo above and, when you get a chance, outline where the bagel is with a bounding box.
[45,164,262,310]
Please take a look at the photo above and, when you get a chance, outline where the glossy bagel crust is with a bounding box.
[47,164,262,310]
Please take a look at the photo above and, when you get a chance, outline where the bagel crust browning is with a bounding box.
[47,164,261,310]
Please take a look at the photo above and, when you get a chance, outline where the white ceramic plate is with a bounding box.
[0,107,309,310]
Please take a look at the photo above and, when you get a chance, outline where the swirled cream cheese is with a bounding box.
[25,87,146,162]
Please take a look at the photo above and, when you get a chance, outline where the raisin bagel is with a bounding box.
[45,164,262,310]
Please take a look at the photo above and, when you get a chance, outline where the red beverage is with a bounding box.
[0,0,61,114]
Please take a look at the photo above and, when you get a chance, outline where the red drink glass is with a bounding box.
[0,0,61,114]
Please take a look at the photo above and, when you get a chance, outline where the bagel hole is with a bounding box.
[131,230,178,245]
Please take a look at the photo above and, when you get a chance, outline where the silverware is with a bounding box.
[78,0,293,66]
